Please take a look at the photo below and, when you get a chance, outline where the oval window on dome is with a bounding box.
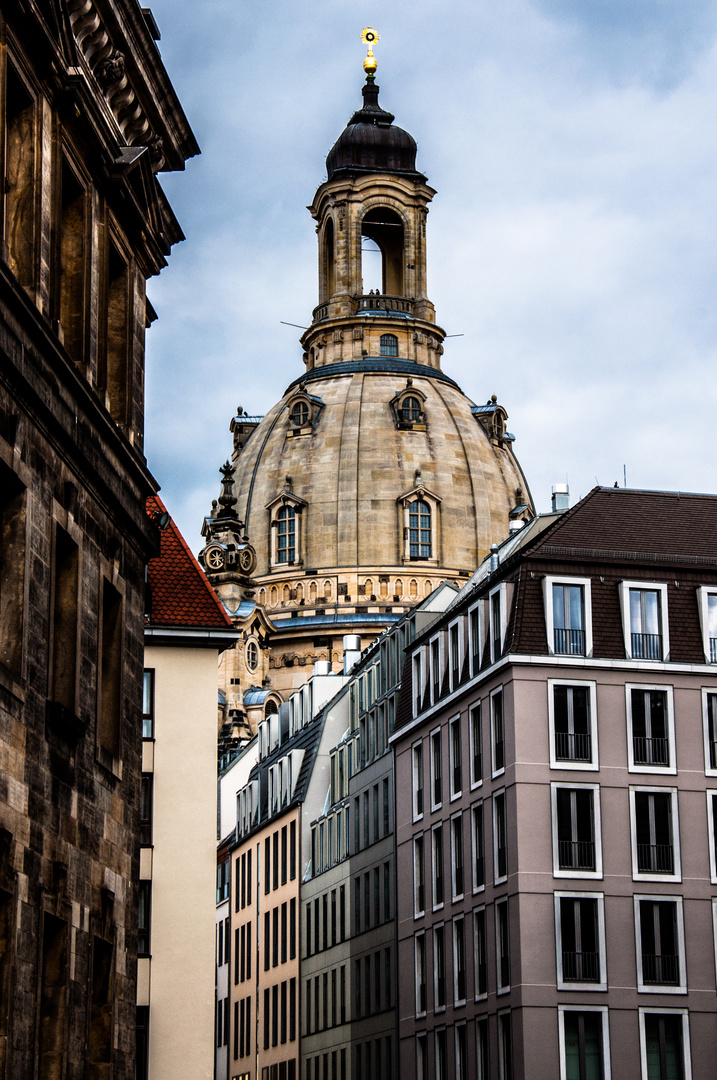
[400,396,421,423]
[290,400,309,427]
[380,333,398,357]
[246,640,259,671]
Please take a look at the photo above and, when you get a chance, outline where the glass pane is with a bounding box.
[564,1012,603,1080]
[630,589,642,632]
[553,585,566,630]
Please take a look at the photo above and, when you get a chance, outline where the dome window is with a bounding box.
[409,499,431,558]
[380,333,398,357]
[398,476,441,565]
[267,484,307,571]
[277,506,296,563]
[390,380,426,431]
[246,640,259,671]
[290,400,309,427]
[400,396,421,423]
[286,387,324,438]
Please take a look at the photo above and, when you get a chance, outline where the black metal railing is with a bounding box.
[554,628,585,655]
[562,951,600,982]
[555,732,592,762]
[631,632,662,660]
[558,840,596,871]
[637,843,674,874]
[633,736,669,766]
[642,953,679,985]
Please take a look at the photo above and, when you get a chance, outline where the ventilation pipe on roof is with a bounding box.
[551,483,570,513]
[343,635,362,674]
[489,544,500,573]
[313,660,331,676]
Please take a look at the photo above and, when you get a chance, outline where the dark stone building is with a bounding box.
[0,2,196,1076]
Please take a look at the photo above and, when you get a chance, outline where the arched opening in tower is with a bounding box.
[323,218,335,298]
[361,207,404,295]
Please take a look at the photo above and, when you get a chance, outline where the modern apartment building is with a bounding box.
[394,487,717,1080]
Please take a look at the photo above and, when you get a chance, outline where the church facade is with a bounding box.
[201,52,533,732]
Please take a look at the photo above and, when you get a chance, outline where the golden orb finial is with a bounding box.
[361,26,379,79]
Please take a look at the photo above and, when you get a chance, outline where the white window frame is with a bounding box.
[413,834,425,918]
[490,686,505,778]
[620,580,670,662]
[471,800,485,894]
[469,701,483,790]
[697,586,717,664]
[551,781,603,880]
[492,788,507,885]
[412,739,424,821]
[413,648,427,717]
[712,899,717,990]
[450,809,464,902]
[544,574,593,657]
[433,923,446,1013]
[548,679,599,772]
[558,1006,611,1080]
[468,600,486,677]
[625,683,676,775]
[634,895,687,995]
[429,632,445,706]
[489,583,508,664]
[706,790,717,885]
[431,822,444,911]
[638,1009,691,1079]
[448,617,464,693]
[702,688,717,776]
[430,727,443,812]
[473,904,487,1001]
[629,786,681,883]
[449,714,463,801]
[495,898,510,994]
[454,1021,467,1080]
[497,1010,512,1080]
[414,931,427,1018]
[554,891,607,992]
[452,915,467,1007]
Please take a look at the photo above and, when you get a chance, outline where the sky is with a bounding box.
[143,0,717,552]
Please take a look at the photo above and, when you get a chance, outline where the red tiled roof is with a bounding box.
[146,495,233,629]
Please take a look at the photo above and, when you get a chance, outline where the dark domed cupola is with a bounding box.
[325,80,425,182]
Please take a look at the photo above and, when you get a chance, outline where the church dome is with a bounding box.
[325,80,425,181]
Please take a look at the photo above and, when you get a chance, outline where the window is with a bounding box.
[471,803,485,891]
[496,899,510,992]
[630,788,680,881]
[142,670,154,738]
[416,1034,427,1080]
[400,395,421,423]
[470,703,483,787]
[621,582,669,661]
[449,717,462,798]
[138,882,151,956]
[380,333,398,357]
[493,791,507,883]
[433,925,446,1009]
[277,506,296,564]
[698,587,717,663]
[246,640,259,671]
[432,825,444,908]
[638,1010,691,1080]
[290,400,309,427]
[707,792,717,885]
[453,917,466,1004]
[555,893,606,989]
[409,499,431,559]
[139,775,152,846]
[469,603,483,676]
[549,681,598,770]
[702,691,717,774]
[558,1007,610,1080]
[473,907,487,998]
[98,576,123,759]
[449,621,462,690]
[627,686,676,774]
[50,524,79,717]
[413,836,425,916]
[476,1019,490,1080]
[430,730,442,809]
[489,585,506,663]
[451,813,464,900]
[491,689,505,776]
[435,1029,446,1080]
[455,1024,467,1080]
[552,783,602,878]
[635,897,686,993]
[498,1012,513,1080]
[414,933,426,1015]
[545,577,592,657]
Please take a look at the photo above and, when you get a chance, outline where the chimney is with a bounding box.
[313,660,331,677]
[343,634,362,674]
[551,483,569,513]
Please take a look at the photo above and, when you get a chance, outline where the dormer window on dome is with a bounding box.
[397,474,441,565]
[286,388,323,439]
[390,380,426,431]
[267,481,307,570]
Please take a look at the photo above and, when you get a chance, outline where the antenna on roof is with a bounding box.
[624,464,627,488]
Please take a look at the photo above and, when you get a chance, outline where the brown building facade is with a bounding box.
[394,488,717,1080]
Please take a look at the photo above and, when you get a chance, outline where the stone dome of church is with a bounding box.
[326,81,423,181]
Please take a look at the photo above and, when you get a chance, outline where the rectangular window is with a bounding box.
[558,1008,609,1080]
[265,837,270,895]
[142,670,154,738]
[354,878,361,935]
[384,861,391,920]
[496,899,510,992]
[290,819,297,879]
[473,907,487,998]
[639,1010,690,1080]
[704,691,717,775]
[490,587,504,663]
[431,729,442,809]
[493,791,507,883]
[415,931,426,1015]
[413,836,425,916]
[264,911,270,971]
[432,825,444,908]
[431,637,442,703]
[449,622,460,690]
[273,907,279,967]
[449,717,463,797]
[412,742,424,819]
[383,777,390,835]
[281,826,287,884]
[455,1024,467,1080]
[306,903,312,957]
[628,687,675,773]
[246,921,252,979]
[289,898,296,960]
[547,578,590,657]
[272,984,278,1046]
[323,893,329,950]
[469,604,481,676]
[98,576,122,759]
[498,1012,513,1080]
[273,830,279,889]
[555,893,606,990]
[354,796,361,853]
[50,524,79,716]
[57,157,87,364]
[552,784,602,877]
[416,1034,427,1080]
[631,788,680,881]
[263,987,270,1049]
[433,925,446,1009]
[435,1029,446,1080]
[373,784,379,842]
[476,1018,490,1080]
[453,916,466,1004]
[373,867,380,926]
[281,903,287,964]
[451,813,464,900]
[470,703,483,787]
[139,775,152,846]
[247,849,252,905]
[138,882,150,956]
[472,802,485,891]
[621,582,669,661]
[491,689,505,776]
[3,66,36,295]
[635,897,685,993]
[698,587,717,663]
[550,681,598,770]
[340,884,346,941]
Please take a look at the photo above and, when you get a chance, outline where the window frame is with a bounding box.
[554,891,607,991]
[413,834,425,918]
[697,586,717,664]
[489,583,508,664]
[495,898,510,994]
[557,1006,611,1080]
[551,781,603,880]
[629,786,681,883]
[471,800,485,894]
[412,740,424,821]
[713,899,717,990]
[625,683,676,776]
[620,581,670,662]
[433,923,446,1012]
[430,727,443,811]
[548,679,598,772]
[493,789,507,885]
[431,822,444,911]
[450,810,464,902]
[490,687,505,778]
[544,575,593,658]
[634,895,687,995]
[706,790,717,885]
[414,931,427,1018]
[142,669,155,739]
[473,904,488,1001]
[452,915,467,1007]
[449,714,463,800]
[468,600,485,677]
[469,701,483,789]
[637,1009,692,1080]
[701,689,717,776]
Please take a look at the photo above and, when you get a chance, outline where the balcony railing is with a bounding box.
[642,953,679,985]
[356,293,415,315]
[637,843,674,874]
[631,632,662,660]
[633,736,669,767]
[558,839,596,872]
[554,628,585,655]
[555,731,592,762]
[562,950,600,982]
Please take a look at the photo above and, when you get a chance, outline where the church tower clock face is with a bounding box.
[204,46,533,705]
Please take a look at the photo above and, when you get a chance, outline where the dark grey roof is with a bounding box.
[285,358,463,396]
